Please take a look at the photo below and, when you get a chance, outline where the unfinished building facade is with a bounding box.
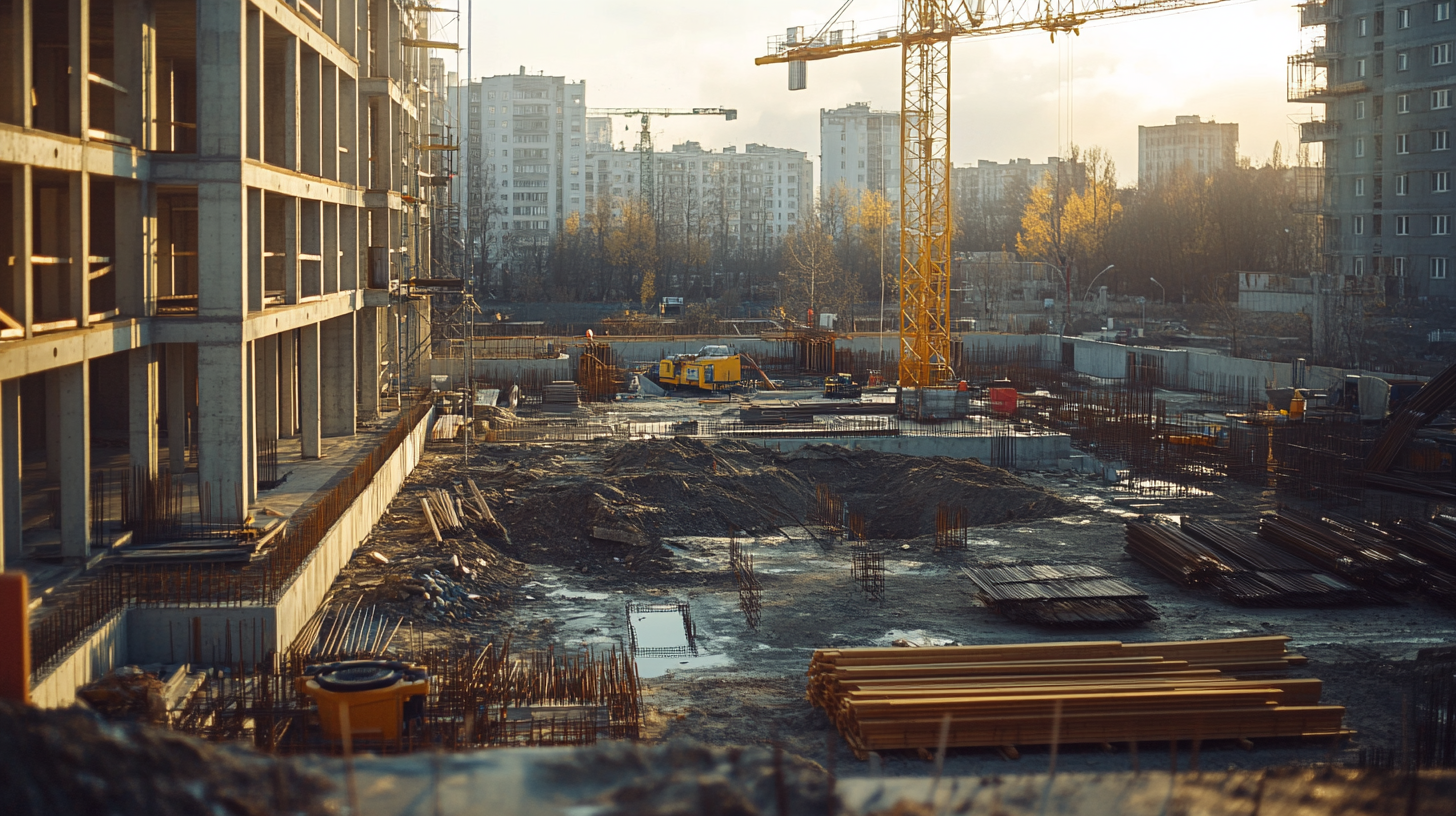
[0,0,443,569]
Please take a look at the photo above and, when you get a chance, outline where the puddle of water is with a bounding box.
[635,652,734,678]
[874,629,957,647]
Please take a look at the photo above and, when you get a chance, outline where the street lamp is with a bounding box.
[1082,264,1115,303]
[1149,277,1165,305]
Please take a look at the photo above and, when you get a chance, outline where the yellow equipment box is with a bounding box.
[298,660,429,744]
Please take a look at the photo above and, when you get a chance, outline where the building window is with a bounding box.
[1398,173,1410,195]
[1434,258,1450,279]
[1398,93,1411,113]
[1354,256,1365,275]
[1356,100,1367,119]
[1436,89,1453,109]
[1399,7,1412,28]
[1356,177,1366,196]
[1436,43,1453,65]
[1437,171,1452,193]
[1435,215,1452,235]
[1354,215,1365,235]
[1440,2,1454,22]
[1436,130,1452,150]
[1356,137,1366,157]
[1358,16,1369,36]
[1397,133,1409,153]
[1399,51,1410,71]
[1397,215,1411,234]
[1357,58,1368,77]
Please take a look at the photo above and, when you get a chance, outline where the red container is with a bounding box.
[988,387,1018,416]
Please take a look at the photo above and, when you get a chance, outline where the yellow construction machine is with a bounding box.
[650,345,778,393]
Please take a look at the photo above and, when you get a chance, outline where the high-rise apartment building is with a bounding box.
[456,70,587,268]
[1291,0,1455,298]
[1137,115,1239,187]
[0,0,443,565]
[820,103,900,204]
[585,142,813,245]
[952,157,1071,205]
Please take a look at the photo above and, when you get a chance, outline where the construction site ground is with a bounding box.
[325,392,1456,779]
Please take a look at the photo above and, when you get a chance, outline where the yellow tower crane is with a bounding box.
[586,107,739,206]
[756,0,1230,397]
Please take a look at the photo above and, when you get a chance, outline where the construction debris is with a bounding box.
[962,564,1159,626]
[805,636,1343,760]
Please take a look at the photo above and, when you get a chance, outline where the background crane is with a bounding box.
[586,107,739,205]
[756,0,1230,396]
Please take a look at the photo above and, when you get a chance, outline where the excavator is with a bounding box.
[649,345,779,393]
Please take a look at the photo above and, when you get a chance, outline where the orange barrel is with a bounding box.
[299,660,430,743]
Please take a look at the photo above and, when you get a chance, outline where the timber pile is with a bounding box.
[1126,518,1374,607]
[962,564,1158,626]
[419,481,511,544]
[805,636,1346,760]
[541,381,581,412]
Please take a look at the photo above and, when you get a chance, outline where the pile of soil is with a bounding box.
[546,740,835,816]
[489,438,1077,573]
[0,701,332,816]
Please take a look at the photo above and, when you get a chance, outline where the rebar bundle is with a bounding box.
[934,502,970,552]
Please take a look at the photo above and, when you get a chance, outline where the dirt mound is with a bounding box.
[491,439,1076,573]
[0,701,332,816]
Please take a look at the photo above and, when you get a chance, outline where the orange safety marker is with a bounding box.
[0,572,30,703]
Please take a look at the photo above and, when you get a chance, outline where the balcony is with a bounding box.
[1300,118,1341,142]
[1300,0,1340,28]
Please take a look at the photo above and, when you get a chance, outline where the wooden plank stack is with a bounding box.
[805,636,1348,760]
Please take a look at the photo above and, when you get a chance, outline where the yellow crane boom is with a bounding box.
[756,0,1229,394]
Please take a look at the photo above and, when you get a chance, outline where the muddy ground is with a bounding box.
[327,410,1456,779]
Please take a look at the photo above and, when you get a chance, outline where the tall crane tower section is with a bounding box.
[757,0,1229,399]
[586,107,739,205]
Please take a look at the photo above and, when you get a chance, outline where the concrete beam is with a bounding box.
[253,0,360,81]
[299,323,321,457]
[57,361,90,560]
[0,124,150,180]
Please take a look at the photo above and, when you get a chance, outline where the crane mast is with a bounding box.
[757,0,1230,396]
[586,107,738,207]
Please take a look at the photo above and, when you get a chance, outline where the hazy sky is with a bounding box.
[447,0,1314,187]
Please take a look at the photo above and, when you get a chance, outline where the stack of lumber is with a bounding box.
[419,488,465,540]
[541,381,581,413]
[962,564,1158,626]
[805,636,1346,760]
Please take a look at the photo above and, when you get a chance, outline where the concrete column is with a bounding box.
[198,0,246,159]
[9,166,33,337]
[69,172,91,324]
[321,314,356,438]
[198,182,247,316]
[256,334,277,442]
[68,0,90,138]
[114,0,147,147]
[244,341,256,505]
[283,196,299,304]
[358,306,380,420]
[195,344,250,521]
[3,0,33,129]
[247,187,263,312]
[245,6,263,161]
[299,324,321,458]
[165,344,188,472]
[300,48,321,177]
[57,362,90,561]
[339,76,358,186]
[278,331,296,438]
[321,64,338,181]
[283,35,300,171]
[128,346,159,476]
[1,380,21,569]
[114,180,151,318]
[44,371,60,481]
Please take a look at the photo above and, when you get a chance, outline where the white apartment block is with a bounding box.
[1138,115,1240,187]
[457,70,587,253]
[952,157,1073,204]
[820,102,900,204]
[585,142,813,244]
